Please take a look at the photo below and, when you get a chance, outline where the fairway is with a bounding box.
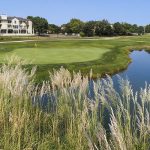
[1,47,110,64]
[1,36,150,82]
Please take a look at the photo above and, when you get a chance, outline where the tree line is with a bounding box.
[27,16,150,36]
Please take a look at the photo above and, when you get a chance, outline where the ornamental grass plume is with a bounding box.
[0,55,36,97]
[0,56,149,149]
[109,109,127,150]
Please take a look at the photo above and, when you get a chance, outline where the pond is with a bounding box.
[37,50,150,108]
[112,50,150,91]
[88,50,150,100]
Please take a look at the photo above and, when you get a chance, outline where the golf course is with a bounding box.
[1,35,150,82]
[0,47,110,64]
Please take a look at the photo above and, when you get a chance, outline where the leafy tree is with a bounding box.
[61,19,84,34]
[61,24,72,34]
[130,24,138,33]
[145,24,150,33]
[113,22,126,35]
[27,16,48,35]
[137,26,144,35]
[95,21,105,36]
[83,21,96,37]
[95,20,113,36]
[122,23,133,33]
[27,16,148,37]
[48,24,61,34]
[68,18,84,33]
[105,25,114,36]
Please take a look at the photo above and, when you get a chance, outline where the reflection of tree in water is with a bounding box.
[145,50,150,54]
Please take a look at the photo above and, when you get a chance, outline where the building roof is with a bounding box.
[8,16,29,21]
[0,16,29,21]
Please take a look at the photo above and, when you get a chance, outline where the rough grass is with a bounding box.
[1,35,150,82]
[0,58,149,150]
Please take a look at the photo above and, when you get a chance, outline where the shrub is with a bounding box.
[80,31,85,37]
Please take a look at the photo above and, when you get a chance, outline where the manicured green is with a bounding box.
[1,35,150,82]
[0,47,110,64]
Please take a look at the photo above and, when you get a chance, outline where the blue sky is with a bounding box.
[0,0,150,25]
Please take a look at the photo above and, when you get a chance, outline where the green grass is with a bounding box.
[0,47,110,64]
[0,37,150,149]
[1,35,150,82]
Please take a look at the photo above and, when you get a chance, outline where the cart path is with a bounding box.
[0,37,121,44]
[0,40,38,44]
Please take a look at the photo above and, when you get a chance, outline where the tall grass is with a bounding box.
[0,57,149,150]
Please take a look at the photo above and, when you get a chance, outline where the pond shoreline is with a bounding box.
[1,38,150,83]
[92,47,150,80]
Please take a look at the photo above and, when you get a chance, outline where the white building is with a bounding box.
[0,14,34,36]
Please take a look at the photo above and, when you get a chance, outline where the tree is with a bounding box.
[27,16,48,35]
[137,26,144,35]
[95,20,113,36]
[61,19,84,34]
[83,21,96,37]
[122,23,133,34]
[130,24,138,33]
[48,24,61,34]
[68,18,84,33]
[145,24,150,33]
[105,25,114,36]
[61,23,72,34]
[113,22,126,35]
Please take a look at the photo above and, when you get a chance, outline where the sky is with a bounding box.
[0,0,150,26]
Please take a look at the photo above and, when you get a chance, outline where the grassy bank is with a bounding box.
[1,35,150,82]
[0,59,149,149]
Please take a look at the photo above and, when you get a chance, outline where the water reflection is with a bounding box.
[112,50,150,91]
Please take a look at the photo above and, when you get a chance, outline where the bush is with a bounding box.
[80,31,85,37]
